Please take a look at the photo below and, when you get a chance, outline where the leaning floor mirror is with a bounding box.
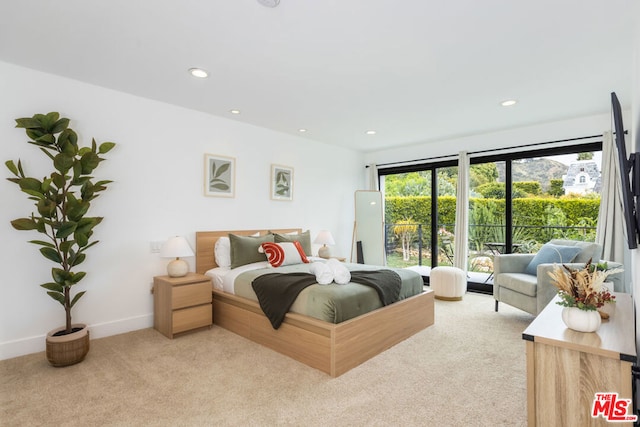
[351,190,385,266]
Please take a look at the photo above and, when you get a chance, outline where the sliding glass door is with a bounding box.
[381,161,457,277]
[379,141,603,293]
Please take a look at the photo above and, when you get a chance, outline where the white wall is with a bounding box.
[365,113,618,167]
[0,61,364,359]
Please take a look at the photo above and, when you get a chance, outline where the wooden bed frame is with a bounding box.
[195,229,435,377]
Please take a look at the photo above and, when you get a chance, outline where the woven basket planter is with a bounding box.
[46,324,90,367]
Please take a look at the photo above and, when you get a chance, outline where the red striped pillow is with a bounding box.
[260,241,309,267]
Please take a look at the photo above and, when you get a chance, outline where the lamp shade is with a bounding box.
[160,236,194,258]
[160,236,194,277]
[314,230,335,259]
[314,230,335,246]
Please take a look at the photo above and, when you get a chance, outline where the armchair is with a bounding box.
[493,239,623,316]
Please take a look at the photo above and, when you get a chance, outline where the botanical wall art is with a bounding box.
[204,154,235,197]
[271,164,293,201]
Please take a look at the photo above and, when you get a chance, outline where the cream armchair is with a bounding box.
[493,239,623,316]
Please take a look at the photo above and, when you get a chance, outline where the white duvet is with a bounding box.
[205,257,326,294]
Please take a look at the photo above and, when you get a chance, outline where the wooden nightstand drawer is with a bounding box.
[172,304,212,334]
[172,281,212,309]
[153,273,213,338]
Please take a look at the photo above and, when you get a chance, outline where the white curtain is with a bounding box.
[595,131,631,291]
[453,151,469,271]
[367,164,379,190]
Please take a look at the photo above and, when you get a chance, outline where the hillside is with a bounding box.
[496,158,568,191]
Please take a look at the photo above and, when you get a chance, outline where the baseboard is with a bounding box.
[0,314,153,361]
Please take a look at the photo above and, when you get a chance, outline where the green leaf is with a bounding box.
[56,221,77,239]
[34,133,55,145]
[70,271,86,284]
[67,201,89,222]
[70,291,86,308]
[52,268,71,284]
[46,291,66,306]
[59,240,74,253]
[40,247,62,263]
[41,282,64,293]
[51,172,65,188]
[40,112,60,131]
[28,240,55,248]
[37,198,57,217]
[18,177,42,193]
[41,178,52,192]
[57,129,79,155]
[51,117,70,134]
[5,160,19,176]
[21,189,46,199]
[53,153,74,173]
[80,152,100,174]
[70,252,86,267]
[98,142,116,154]
[35,218,47,233]
[10,218,38,230]
[15,117,42,129]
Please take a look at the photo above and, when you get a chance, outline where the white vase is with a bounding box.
[561,307,601,333]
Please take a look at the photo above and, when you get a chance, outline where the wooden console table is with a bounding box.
[522,293,637,426]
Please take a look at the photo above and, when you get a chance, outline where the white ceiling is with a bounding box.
[0,0,635,152]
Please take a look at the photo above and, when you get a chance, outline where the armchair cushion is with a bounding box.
[524,243,582,275]
[548,239,602,264]
[494,273,538,297]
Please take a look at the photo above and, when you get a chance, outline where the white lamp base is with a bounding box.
[167,258,189,277]
[318,245,331,259]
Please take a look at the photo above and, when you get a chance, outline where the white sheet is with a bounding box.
[205,257,326,293]
[205,261,269,293]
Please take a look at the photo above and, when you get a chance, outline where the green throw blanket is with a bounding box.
[251,270,402,329]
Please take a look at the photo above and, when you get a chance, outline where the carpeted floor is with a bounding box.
[0,291,534,426]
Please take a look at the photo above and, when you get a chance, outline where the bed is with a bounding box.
[196,228,435,377]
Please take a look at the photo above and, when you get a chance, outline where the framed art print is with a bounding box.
[271,164,293,201]
[204,154,235,197]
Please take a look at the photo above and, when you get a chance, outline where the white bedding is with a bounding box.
[205,257,325,293]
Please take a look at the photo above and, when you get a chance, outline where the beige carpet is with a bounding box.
[0,292,533,427]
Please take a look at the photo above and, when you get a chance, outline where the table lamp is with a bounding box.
[314,230,335,259]
[160,236,194,277]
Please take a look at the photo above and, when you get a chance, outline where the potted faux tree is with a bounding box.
[5,112,115,366]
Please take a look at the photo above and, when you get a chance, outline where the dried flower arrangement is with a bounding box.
[548,259,623,315]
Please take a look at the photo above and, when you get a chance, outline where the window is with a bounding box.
[379,142,602,293]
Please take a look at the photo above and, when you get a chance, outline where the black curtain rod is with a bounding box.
[368,133,606,169]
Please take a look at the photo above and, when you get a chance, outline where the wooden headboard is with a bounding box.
[195,228,303,274]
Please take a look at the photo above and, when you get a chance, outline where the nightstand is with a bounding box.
[153,273,212,338]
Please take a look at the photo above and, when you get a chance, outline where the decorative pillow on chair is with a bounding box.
[524,243,583,276]
[260,242,310,267]
[229,233,275,269]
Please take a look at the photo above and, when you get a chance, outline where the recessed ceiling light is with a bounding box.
[298,128,307,133]
[188,68,208,78]
[501,99,517,107]
[230,109,241,115]
[365,130,377,135]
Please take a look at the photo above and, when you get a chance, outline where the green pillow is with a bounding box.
[524,243,582,276]
[229,233,275,269]
[273,230,312,256]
